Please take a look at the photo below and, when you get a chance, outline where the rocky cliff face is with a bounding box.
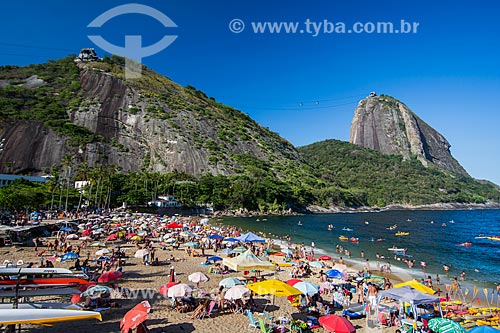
[349,95,468,176]
[0,58,299,176]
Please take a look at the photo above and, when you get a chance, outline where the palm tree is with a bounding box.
[62,153,74,213]
[75,162,90,212]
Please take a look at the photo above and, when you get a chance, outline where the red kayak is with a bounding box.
[0,277,89,287]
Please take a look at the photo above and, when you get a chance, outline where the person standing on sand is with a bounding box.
[368,283,377,308]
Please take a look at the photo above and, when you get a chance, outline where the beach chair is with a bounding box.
[199,300,217,319]
[245,309,258,331]
[258,317,272,333]
[263,310,275,326]
[189,303,205,319]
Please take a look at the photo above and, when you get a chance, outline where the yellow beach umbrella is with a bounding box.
[130,235,142,241]
[394,279,436,294]
[246,279,302,297]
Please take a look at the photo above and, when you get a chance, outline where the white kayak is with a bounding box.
[0,268,73,275]
[0,309,101,325]
[0,302,83,310]
[0,288,80,298]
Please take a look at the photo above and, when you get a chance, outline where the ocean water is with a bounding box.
[219,209,500,288]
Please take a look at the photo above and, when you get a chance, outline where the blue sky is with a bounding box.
[1,0,499,185]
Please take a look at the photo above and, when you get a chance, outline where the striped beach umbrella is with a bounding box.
[428,318,467,333]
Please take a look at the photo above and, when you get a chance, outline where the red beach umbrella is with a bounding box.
[120,301,151,333]
[98,270,123,283]
[106,234,118,241]
[125,233,137,239]
[286,278,303,286]
[319,255,332,260]
[319,315,356,333]
[82,229,91,236]
[165,222,183,229]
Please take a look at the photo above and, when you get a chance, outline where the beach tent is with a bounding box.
[377,286,442,326]
[235,232,266,243]
[222,249,275,272]
[394,279,436,294]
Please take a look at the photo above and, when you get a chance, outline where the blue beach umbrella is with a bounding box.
[223,237,239,242]
[61,252,79,261]
[208,234,224,240]
[468,327,500,333]
[325,269,345,279]
[219,277,244,288]
[207,256,222,262]
[182,242,199,248]
[235,232,266,243]
[309,261,324,268]
[59,227,72,231]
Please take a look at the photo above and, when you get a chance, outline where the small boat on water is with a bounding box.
[327,224,333,231]
[406,219,412,222]
[386,224,398,230]
[349,237,359,243]
[364,221,369,225]
[395,231,409,236]
[388,247,407,252]
[339,236,348,242]
[441,223,447,227]
[376,238,383,242]
[342,227,353,232]
[458,242,472,247]
[297,220,302,226]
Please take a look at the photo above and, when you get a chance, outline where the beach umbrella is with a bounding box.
[219,277,244,289]
[281,248,293,256]
[224,285,250,300]
[134,249,150,259]
[120,300,151,333]
[208,234,224,239]
[106,234,118,241]
[66,234,79,240]
[159,282,179,295]
[428,318,467,333]
[246,279,302,297]
[79,236,92,241]
[60,227,72,231]
[325,269,345,279]
[235,232,266,243]
[294,281,320,296]
[224,237,239,242]
[166,222,183,229]
[61,252,79,261]
[319,315,356,333]
[286,279,303,286]
[125,233,137,239]
[468,327,500,333]
[90,242,106,247]
[98,270,123,283]
[394,279,436,294]
[130,235,142,241]
[309,261,324,268]
[207,256,222,262]
[95,248,111,256]
[167,283,193,298]
[221,248,233,255]
[319,255,332,260]
[82,229,91,236]
[81,285,113,297]
[95,256,112,262]
[188,272,209,284]
[182,242,199,248]
[231,246,247,253]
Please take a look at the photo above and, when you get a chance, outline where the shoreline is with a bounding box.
[213,201,500,217]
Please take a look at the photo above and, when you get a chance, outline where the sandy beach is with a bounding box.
[0,217,492,333]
